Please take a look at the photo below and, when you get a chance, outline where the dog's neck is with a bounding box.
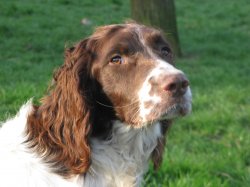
[85,120,162,187]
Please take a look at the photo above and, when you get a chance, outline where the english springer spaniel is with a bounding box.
[0,23,192,187]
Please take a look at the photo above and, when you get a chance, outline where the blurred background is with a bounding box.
[0,0,249,186]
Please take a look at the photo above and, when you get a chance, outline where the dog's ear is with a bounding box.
[151,120,172,170]
[26,39,96,177]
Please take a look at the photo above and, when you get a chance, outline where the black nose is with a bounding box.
[163,73,189,96]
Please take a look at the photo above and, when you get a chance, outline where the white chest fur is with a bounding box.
[84,121,162,187]
[0,103,162,187]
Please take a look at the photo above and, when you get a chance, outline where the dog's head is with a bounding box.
[80,23,192,127]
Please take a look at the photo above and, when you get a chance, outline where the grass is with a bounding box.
[0,0,249,186]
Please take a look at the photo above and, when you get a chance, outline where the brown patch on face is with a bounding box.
[140,26,174,64]
[89,24,164,125]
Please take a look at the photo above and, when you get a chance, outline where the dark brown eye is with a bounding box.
[109,55,124,64]
[161,46,171,56]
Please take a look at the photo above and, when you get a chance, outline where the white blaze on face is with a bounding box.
[135,25,191,123]
[138,79,161,122]
[138,59,182,123]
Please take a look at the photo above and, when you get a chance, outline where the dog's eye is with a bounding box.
[161,46,171,56]
[110,55,124,65]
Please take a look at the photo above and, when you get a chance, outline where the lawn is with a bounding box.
[0,0,249,186]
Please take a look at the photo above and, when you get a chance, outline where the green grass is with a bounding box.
[0,0,249,186]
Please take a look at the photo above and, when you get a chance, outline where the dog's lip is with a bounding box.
[159,103,191,120]
[139,97,192,125]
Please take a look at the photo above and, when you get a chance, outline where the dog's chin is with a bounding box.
[160,103,192,120]
[130,102,192,128]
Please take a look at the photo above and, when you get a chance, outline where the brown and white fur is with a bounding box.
[0,23,192,187]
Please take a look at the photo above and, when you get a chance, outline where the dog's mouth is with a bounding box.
[160,102,192,120]
[139,98,192,126]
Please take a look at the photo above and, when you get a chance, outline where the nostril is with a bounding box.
[182,80,189,89]
[165,83,177,92]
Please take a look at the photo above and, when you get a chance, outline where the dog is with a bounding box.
[0,23,192,187]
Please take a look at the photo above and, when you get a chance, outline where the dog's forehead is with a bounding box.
[114,25,164,44]
[93,24,164,45]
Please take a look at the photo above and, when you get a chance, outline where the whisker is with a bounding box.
[96,99,140,109]
[130,108,140,123]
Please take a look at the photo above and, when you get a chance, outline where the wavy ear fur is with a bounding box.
[26,39,94,177]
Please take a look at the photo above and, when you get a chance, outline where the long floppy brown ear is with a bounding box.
[26,39,94,177]
[151,120,172,170]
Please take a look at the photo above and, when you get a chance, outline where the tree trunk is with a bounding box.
[131,0,182,56]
